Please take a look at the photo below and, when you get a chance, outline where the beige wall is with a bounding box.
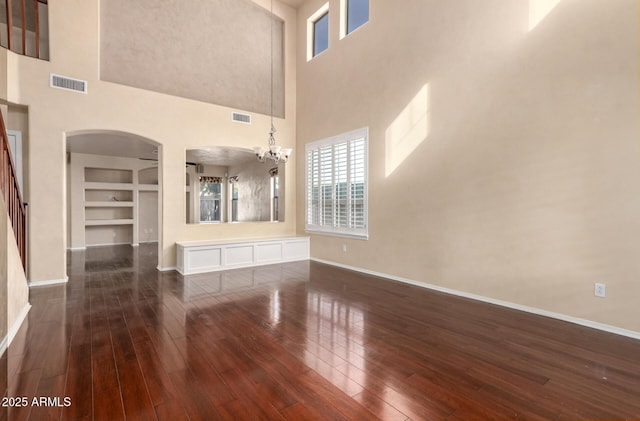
[0,195,29,347]
[7,105,29,200]
[296,0,640,333]
[100,0,285,117]
[0,48,6,102]
[5,0,297,281]
[0,197,8,343]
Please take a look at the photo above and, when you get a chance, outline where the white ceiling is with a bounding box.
[67,134,258,168]
[279,0,307,8]
[186,147,256,167]
[66,132,158,160]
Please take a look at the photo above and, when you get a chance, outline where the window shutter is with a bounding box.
[305,128,368,239]
[350,139,366,229]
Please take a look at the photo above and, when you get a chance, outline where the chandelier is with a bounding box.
[253,0,292,164]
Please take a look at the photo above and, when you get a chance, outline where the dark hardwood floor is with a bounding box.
[1,244,639,420]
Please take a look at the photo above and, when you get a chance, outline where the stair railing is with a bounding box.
[0,112,26,269]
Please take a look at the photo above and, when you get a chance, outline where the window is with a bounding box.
[313,12,329,57]
[307,3,330,60]
[346,0,369,35]
[306,128,368,239]
[200,177,222,222]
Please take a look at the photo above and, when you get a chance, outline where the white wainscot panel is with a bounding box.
[188,248,222,271]
[284,240,310,260]
[256,243,283,263]
[176,237,309,275]
[226,245,254,267]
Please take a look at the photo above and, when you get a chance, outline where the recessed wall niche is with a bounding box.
[100,0,284,117]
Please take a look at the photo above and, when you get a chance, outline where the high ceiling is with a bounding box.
[279,0,307,8]
[66,132,158,160]
[186,147,256,167]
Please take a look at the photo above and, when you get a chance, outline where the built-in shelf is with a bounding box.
[85,167,133,184]
[84,201,134,207]
[84,182,135,190]
[85,219,134,226]
[71,160,158,249]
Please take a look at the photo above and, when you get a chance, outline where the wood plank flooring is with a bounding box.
[1,243,639,420]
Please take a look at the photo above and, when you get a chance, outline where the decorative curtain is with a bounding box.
[199,176,223,183]
[269,167,278,177]
[228,176,239,183]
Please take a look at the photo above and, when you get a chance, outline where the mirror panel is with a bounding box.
[185,147,285,224]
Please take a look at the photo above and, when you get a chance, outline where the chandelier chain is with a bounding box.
[269,0,275,147]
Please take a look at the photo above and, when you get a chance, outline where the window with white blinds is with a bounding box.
[306,127,368,239]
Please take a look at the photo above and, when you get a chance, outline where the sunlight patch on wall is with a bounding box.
[385,84,430,177]
[529,0,561,31]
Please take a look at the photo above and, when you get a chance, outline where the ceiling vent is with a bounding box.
[232,112,251,124]
[50,74,88,94]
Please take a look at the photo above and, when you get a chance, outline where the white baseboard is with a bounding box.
[28,276,69,288]
[311,258,640,341]
[67,247,86,251]
[157,266,177,272]
[0,303,31,357]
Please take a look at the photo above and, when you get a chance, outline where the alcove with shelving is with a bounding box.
[67,153,159,249]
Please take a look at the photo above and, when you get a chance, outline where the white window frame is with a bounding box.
[307,2,330,61]
[305,127,369,239]
[339,0,369,39]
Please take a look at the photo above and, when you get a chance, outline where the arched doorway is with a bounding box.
[65,130,162,268]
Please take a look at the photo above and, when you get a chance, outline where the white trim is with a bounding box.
[176,237,310,275]
[157,266,177,272]
[307,2,330,61]
[339,0,347,39]
[85,242,134,248]
[340,0,369,39]
[311,258,640,341]
[305,229,369,240]
[6,130,23,194]
[28,277,69,288]
[0,303,31,356]
[305,127,369,239]
[67,246,87,251]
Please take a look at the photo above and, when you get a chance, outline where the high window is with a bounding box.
[307,3,330,60]
[306,128,368,239]
[313,13,329,56]
[346,0,369,35]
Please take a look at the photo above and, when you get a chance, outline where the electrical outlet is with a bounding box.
[342,244,347,252]
[594,283,606,298]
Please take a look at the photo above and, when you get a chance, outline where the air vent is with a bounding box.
[232,112,251,124]
[50,74,88,94]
